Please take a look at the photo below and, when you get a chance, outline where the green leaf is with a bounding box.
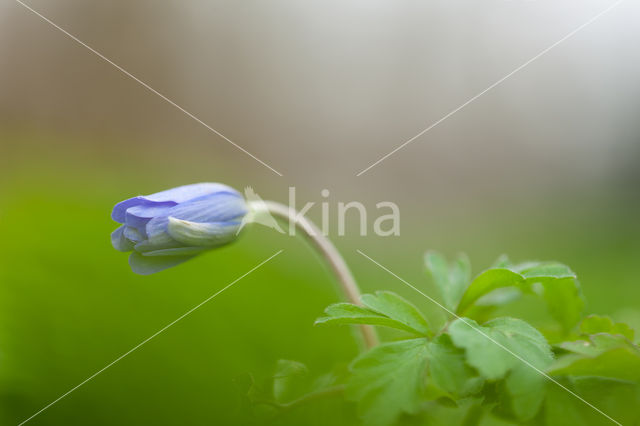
[553,347,640,382]
[464,288,523,324]
[450,254,471,304]
[448,317,553,379]
[456,261,584,332]
[504,362,548,421]
[456,269,525,315]
[580,315,635,340]
[540,277,584,334]
[448,317,554,421]
[273,359,310,404]
[556,333,633,356]
[427,335,483,397]
[347,338,429,426]
[420,397,486,426]
[516,262,576,279]
[361,291,431,336]
[425,251,471,311]
[551,333,640,382]
[316,292,431,336]
[314,303,415,334]
[543,379,586,426]
[425,251,449,292]
[544,377,640,426]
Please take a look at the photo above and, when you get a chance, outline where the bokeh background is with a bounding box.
[1,0,639,424]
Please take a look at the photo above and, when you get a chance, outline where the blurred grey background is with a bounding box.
[2,0,639,197]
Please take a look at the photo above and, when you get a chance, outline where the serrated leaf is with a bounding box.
[425,251,449,290]
[504,363,547,421]
[464,287,523,324]
[580,315,635,340]
[448,317,553,421]
[611,324,634,340]
[515,262,576,279]
[316,292,431,336]
[448,317,553,379]
[361,291,431,336]
[553,347,640,382]
[450,254,471,305]
[347,338,429,426]
[557,339,604,357]
[519,263,582,333]
[540,277,584,334]
[425,251,471,311]
[315,303,416,334]
[457,261,584,332]
[426,334,483,397]
[474,287,522,307]
[556,333,633,357]
[456,269,525,315]
[551,333,640,382]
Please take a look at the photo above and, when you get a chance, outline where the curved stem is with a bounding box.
[253,200,378,349]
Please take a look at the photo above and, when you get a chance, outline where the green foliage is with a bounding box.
[580,315,635,340]
[424,252,584,334]
[243,359,354,425]
[551,333,640,382]
[316,291,431,336]
[273,360,310,404]
[425,251,471,311]
[448,317,553,380]
[455,258,584,333]
[448,317,553,421]
[5,167,640,426]
[360,292,432,336]
[347,339,429,426]
[544,377,640,426]
[295,252,640,426]
[426,335,483,398]
[456,268,525,314]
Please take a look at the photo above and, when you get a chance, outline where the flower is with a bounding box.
[111,183,248,275]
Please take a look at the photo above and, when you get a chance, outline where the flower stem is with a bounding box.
[255,200,379,349]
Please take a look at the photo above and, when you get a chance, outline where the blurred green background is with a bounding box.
[1,137,638,425]
[1,0,640,424]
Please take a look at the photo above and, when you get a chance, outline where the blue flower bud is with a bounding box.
[111,183,248,275]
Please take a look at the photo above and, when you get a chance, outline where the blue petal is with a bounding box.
[143,192,247,243]
[111,197,149,223]
[111,226,134,252]
[140,246,208,256]
[167,217,240,247]
[123,226,144,243]
[144,183,241,202]
[134,232,183,253]
[112,183,241,223]
[128,252,195,275]
[124,203,174,235]
[163,192,248,224]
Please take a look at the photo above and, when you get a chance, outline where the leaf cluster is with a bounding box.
[252,252,640,425]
